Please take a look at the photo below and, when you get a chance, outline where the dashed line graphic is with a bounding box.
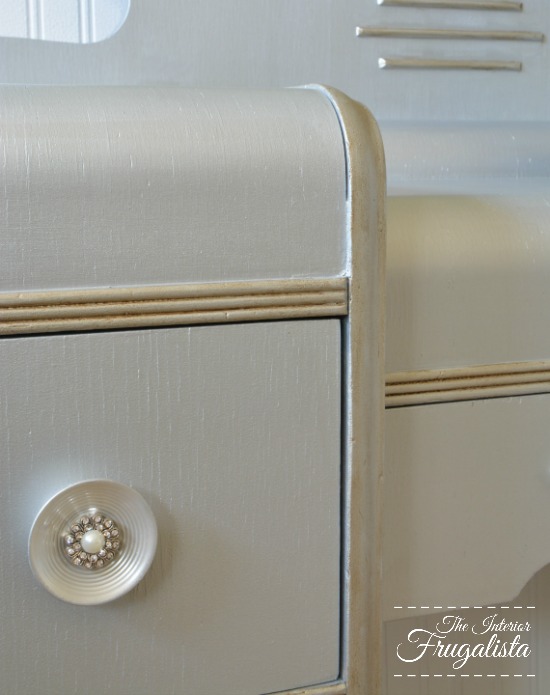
[393,605,535,609]
[394,674,536,678]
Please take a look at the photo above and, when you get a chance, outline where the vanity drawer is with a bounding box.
[1,320,341,695]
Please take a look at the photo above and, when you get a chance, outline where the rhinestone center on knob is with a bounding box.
[64,513,121,569]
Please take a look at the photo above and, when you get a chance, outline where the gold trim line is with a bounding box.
[378,57,521,70]
[0,279,348,335]
[266,681,347,695]
[357,26,543,41]
[377,0,523,10]
[386,361,550,407]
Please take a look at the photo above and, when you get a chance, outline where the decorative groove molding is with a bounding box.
[0,279,348,335]
[25,0,42,40]
[379,56,521,70]
[386,361,550,407]
[7,0,130,43]
[78,0,93,43]
[378,0,523,10]
[268,682,347,695]
[357,26,544,41]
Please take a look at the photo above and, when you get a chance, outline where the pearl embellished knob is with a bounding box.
[29,480,157,605]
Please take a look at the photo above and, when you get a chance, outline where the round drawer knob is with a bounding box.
[29,480,157,605]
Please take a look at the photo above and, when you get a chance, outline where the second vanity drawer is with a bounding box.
[1,319,341,695]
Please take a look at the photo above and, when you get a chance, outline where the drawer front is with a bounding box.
[0,87,346,293]
[384,395,550,620]
[1,320,341,695]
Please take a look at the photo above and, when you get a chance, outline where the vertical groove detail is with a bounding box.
[36,0,44,40]
[26,0,37,39]
[78,0,91,43]
[89,0,96,44]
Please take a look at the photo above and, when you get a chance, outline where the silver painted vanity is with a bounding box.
[0,86,385,694]
[3,0,550,690]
